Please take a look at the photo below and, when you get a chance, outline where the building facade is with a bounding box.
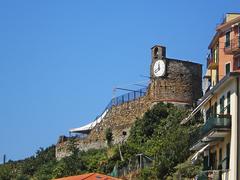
[205,13,240,90]
[182,13,240,180]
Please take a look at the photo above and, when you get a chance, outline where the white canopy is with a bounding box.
[69,109,108,134]
[191,143,210,163]
[180,93,213,125]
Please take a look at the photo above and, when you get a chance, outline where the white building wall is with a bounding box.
[202,78,238,179]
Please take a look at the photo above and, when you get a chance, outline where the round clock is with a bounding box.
[153,60,166,77]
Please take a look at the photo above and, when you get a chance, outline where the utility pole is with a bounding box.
[3,154,6,164]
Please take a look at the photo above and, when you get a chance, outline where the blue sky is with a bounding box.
[0,0,239,162]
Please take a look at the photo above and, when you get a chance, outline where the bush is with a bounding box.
[0,103,202,179]
[105,128,113,147]
[139,167,157,180]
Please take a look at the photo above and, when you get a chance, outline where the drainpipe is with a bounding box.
[237,76,240,180]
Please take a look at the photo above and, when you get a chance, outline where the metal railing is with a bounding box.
[225,36,240,52]
[106,87,148,110]
[201,117,231,135]
[206,53,218,69]
[110,153,153,178]
[231,36,240,51]
[190,117,231,146]
[89,87,148,131]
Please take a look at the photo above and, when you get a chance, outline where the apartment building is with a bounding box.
[205,13,240,89]
[182,13,240,180]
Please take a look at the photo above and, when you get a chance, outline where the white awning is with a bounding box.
[69,109,108,134]
[191,143,210,162]
[180,93,213,125]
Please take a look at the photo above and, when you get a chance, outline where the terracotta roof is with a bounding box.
[54,173,121,180]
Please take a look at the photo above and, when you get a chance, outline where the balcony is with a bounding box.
[231,36,240,52]
[190,117,231,151]
[224,36,240,54]
[201,117,231,136]
[207,54,218,69]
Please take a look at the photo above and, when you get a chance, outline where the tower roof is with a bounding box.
[151,45,166,49]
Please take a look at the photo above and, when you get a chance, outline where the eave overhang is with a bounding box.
[208,16,240,49]
[216,16,240,31]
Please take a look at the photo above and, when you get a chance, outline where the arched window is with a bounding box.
[154,47,158,57]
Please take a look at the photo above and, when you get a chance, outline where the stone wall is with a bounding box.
[87,94,153,143]
[56,94,153,160]
[56,140,106,160]
[56,54,202,160]
[149,58,202,105]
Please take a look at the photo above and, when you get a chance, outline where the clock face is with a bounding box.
[153,60,166,77]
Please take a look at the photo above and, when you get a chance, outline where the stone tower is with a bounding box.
[149,45,202,106]
[150,45,167,78]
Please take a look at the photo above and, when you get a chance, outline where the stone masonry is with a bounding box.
[56,45,202,160]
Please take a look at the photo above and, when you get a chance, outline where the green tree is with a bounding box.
[111,103,199,179]
[105,128,113,147]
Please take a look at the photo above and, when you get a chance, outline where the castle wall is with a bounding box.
[56,46,202,160]
[56,95,153,160]
[149,59,202,105]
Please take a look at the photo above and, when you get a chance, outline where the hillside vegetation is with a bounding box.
[0,103,202,179]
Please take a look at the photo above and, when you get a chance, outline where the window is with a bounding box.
[154,48,158,57]
[213,102,217,117]
[226,143,230,169]
[235,56,240,69]
[225,63,230,75]
[225,31,230,47]
[227,91,231,114]
[216,43,219,63]
[203,156,209,170]
[237,57,240,68]
[206,108,212,120]
[219,148,222,164]
[220,95,225,114]
[210,151,217,170]
[218,148,222,169]
[213,44,219,63]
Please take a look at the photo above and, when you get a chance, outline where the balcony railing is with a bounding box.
[190,117,231,146]
[201,117,231,135]
[206,54,218,69]
[224,36,240,53]
[231,36,240,51]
